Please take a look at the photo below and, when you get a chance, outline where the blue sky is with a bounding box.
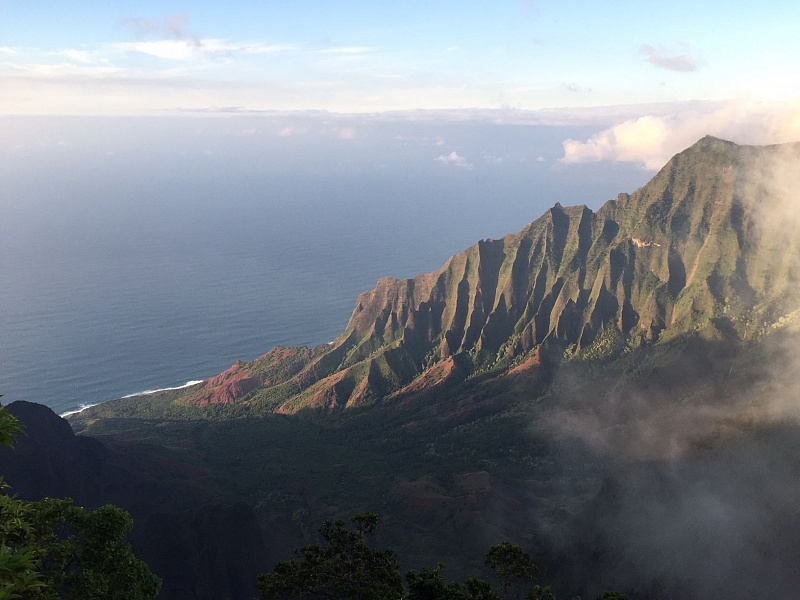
[1,1,799,168]
[1,0,798,115]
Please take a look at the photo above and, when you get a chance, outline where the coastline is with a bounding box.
[58,379,205,418]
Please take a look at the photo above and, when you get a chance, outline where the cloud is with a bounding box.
[61,49,95,63]
[10,62,125,80]
[562,115,671,170]
[435,150,473,169]
[0,46,17,55]
[121,15,190,40]
[560,101,800,170]
[200,40,294,56]
[640,44,700,72]
[112,40,200,60]
[563,82,590,93]
[164,15,189,39]
[111,39,292,60]
[337,127,356,140]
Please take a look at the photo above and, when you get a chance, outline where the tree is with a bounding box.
[257,513,403,600]
[484,541,538,600]
[0,404,161,599]
[0,398,21,450]
[593,593,627,600]
[405,563,451,600]
[405,563,499,600]
[462,577,502,600]
[0,403,43,600]
[525,586,557,600]
[258,513,632,600]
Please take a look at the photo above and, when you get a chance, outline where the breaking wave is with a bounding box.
[60,403,101,417]
[121,380,205,398]
[58,380,205,418]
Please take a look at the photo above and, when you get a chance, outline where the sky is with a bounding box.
[1,0,799,167]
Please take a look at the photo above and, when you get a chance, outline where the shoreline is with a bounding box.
[59,379,205,418]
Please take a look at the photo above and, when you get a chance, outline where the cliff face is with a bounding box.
[344,137,800,356]
[74,137,800,417]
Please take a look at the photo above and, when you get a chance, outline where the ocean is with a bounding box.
[0,115,651,416]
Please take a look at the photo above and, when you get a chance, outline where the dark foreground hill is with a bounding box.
[0,401,270,599]
[9,136,800,598]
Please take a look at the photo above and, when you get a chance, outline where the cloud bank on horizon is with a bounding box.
[561,101,800,170]
[0,2,798,170]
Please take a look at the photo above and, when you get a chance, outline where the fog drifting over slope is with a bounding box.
[540,141,800,599]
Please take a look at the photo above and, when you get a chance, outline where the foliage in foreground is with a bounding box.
[0,404,161,600]
[257,513,404,600]
[258,513,629,600]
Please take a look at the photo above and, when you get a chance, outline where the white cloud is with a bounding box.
[12,62,126,79]
[562,82,592,94]
[120,15,190,40]
[219,41,296,55]
[435,150,473,169]
[112,40,200,60]
[62,49,95,63]
[562,115,671,169]
[640,44,700,72]
[560,101,800,170]
[337,127,356,140]
[111,39,293,60]
[0,47,17,55]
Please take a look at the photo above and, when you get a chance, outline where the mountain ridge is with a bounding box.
[72,136,800,421]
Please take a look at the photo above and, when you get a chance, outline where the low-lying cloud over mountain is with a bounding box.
[561,100,800,169]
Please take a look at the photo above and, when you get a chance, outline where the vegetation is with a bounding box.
[258,513,627,600]
[0,398,22,449]
[257,513,403,600]
[0,405,161,600]
[63,331,773,591]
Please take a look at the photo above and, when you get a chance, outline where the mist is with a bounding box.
[534,143,800,599]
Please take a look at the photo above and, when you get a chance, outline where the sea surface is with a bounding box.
[0,116,651,416]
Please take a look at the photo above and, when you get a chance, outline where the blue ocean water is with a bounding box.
[0,116,651,416]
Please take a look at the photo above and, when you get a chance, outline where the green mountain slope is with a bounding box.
[73,136,800,421]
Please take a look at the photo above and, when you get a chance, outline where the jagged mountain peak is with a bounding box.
[72,138,800,418]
